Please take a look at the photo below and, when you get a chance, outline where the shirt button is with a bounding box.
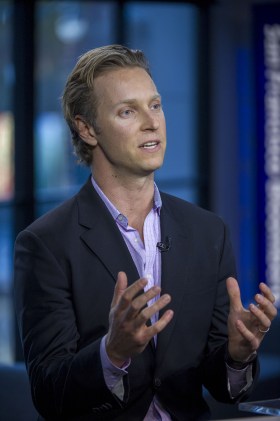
[154,377,161,389]
[117,215,123,221]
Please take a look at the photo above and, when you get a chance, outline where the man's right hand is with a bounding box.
[105,271,174,367]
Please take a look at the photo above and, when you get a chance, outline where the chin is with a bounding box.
[142,163,163,175]
[151,159,164,171]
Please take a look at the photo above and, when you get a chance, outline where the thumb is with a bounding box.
[226,277,243,312]
[111,271,128,308]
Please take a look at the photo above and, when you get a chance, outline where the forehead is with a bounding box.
[93,67,158,104]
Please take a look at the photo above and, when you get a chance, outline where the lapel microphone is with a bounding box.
[156,236,172,252]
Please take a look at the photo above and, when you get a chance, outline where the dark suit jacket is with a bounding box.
[14,178,259,420]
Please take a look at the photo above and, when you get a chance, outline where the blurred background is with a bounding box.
[0,0,279,418]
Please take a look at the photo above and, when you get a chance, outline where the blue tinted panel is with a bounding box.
[157,100,198,180]
[0,3,14,201]
[35,2,116,194]
[156,183,199,203]
[125,3,199,196]
[0,207,13,293]
[0,295,14,363]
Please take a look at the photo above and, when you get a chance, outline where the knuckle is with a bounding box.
[138,331,150,346]
[119,320,130,334]
[120,293,130,306]
[130,300,139,312]
[138,310,148,323]
[137,336,147,347]
[272,307,278,318]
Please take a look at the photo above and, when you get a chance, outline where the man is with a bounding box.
[14,45,277,420]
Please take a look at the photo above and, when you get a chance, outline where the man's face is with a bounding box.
[91,66,166,179]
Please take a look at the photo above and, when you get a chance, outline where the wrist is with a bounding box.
[225,347,257,370]
[105,344,127,368]
[108,354,127,368]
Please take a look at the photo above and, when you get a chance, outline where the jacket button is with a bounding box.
[154,377,161,389]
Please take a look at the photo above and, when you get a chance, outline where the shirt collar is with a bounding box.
[153,183,162,213]
[91,176,162,228]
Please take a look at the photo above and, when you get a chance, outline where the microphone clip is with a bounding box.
[157,236,171,252]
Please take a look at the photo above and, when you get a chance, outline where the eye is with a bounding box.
[119,108,134,118]
[151,102,162,111]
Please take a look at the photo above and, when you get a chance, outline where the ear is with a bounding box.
[74,116,98,146]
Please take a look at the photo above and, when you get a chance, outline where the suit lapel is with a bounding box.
[77,179,156,357]
[77,178,140,285]
[155,197,192,368]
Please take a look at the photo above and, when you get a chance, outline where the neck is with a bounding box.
[92,170,155,238]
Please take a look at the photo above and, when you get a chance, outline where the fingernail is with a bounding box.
[140,279,147,287]
[257,294,263,302]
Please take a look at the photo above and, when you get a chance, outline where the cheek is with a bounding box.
[102,128,133,157]
[109,117,135,135]
[112,126,135,146]
[160,115,167,132]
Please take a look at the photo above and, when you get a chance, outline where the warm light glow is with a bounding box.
[0,112,14,201]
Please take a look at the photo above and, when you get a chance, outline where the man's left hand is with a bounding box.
[226,277,278,362]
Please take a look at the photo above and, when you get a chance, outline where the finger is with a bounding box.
[124,309,174,352]
[135,294,172,327]
[259,282,276,303]
[125,285,162,318]
[117,276,148,311]
[234,319,259,349]
[254,294,278,321]
[111,271,128,308]
[249,303,272,331]
[145,309,174,337]
[226,277,243,312]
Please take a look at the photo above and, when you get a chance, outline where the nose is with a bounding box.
[140,110,160,131]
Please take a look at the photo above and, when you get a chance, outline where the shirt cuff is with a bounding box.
[226,363,254,398]
[100,335,130,400]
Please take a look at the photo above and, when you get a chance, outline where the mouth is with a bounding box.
[139,141,160,149]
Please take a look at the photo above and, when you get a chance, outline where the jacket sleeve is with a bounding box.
[201,223,259,403]
[14,229,123,419]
